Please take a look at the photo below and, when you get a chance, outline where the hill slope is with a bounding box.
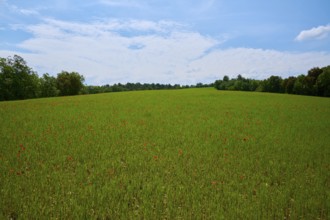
[1,88,329,219]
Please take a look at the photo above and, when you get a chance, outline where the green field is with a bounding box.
[0,88,329,219]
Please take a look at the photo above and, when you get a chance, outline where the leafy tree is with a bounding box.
[282,76,296,94]
[248,80,261,91]
[56,71,85,96]
[215,75,231,90]
[214,80,222,90]
[0,55,41,100]
[307,67,323,81]
[214,75,260,92]
[262,76,283,93]
[233,80,243,90]
[40,73,59,97]
[261,76,282,92]
[303,76,317,95]
[233,75,244,90]
[316,66,330,97]
[213,65,330,97]
[292,75,306,95]
[297,67,324,96]
[0,57,15,100]
[237,74,243,81]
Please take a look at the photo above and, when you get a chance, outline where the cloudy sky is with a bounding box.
[1,0,330,85]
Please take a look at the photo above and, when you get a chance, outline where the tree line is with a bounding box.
[1,55,329,101]
[214,66,330,97]
[0,55,212,101]
[83,82,211,94]
[0,55,85,101]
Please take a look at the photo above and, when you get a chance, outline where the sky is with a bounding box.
[1,0,330,85]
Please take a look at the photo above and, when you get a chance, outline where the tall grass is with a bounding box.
[1,88,329,219]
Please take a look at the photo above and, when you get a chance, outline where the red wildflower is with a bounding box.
[19,144,26,151]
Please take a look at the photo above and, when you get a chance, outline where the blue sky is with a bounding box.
[1,0,330,85]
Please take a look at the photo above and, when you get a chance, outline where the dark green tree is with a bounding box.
[56,71,85,96]
[292,75,306,95]
[303,76,317,95]
[316,66,330,97]
[307,67,323,81]
[262,76,283,93]
[0,57,15,100]
[248,79,261,91]
[40,73,59,97]
[282,76,296,94]
[0,55,41,100]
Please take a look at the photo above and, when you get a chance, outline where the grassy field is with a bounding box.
[0,88,329,219]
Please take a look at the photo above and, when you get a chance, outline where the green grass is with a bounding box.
[0,88,329,219]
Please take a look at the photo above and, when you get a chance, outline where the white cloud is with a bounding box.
[295,24,330,41]
[190,48,330,80]
[1,18,330,85]
[23,18,185,39]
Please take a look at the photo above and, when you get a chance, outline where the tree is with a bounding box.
[0,55,41,100]
[303,76,316,95]
[0,57,15,100]
[237,74,243,81]
[196,82,204,88]
[40,73,59,97]
[293,75,306,95]
[234,80,244,91]
[303,67,323,95]
[316,66,330,97]
[282,76,296,94]
[56,71,85,96]
[307,67,323,81]
[214,80,222,90]
[262,76,283,93]
[248,79,261,91]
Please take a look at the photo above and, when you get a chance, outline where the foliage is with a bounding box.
[215,75,260,92]
[0,89,329,218]
[262,75,283,93]
[40,73,60,97]
[282,76,296,94]
[214,66,330,97]
[0,55,212,101]
[84,83,190,94]
[316,66,330,97]
[1,54,329,101]
[292,75,307,95]
[56,71,85,96]
[0,55,40,101]
[0,55,85,101]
